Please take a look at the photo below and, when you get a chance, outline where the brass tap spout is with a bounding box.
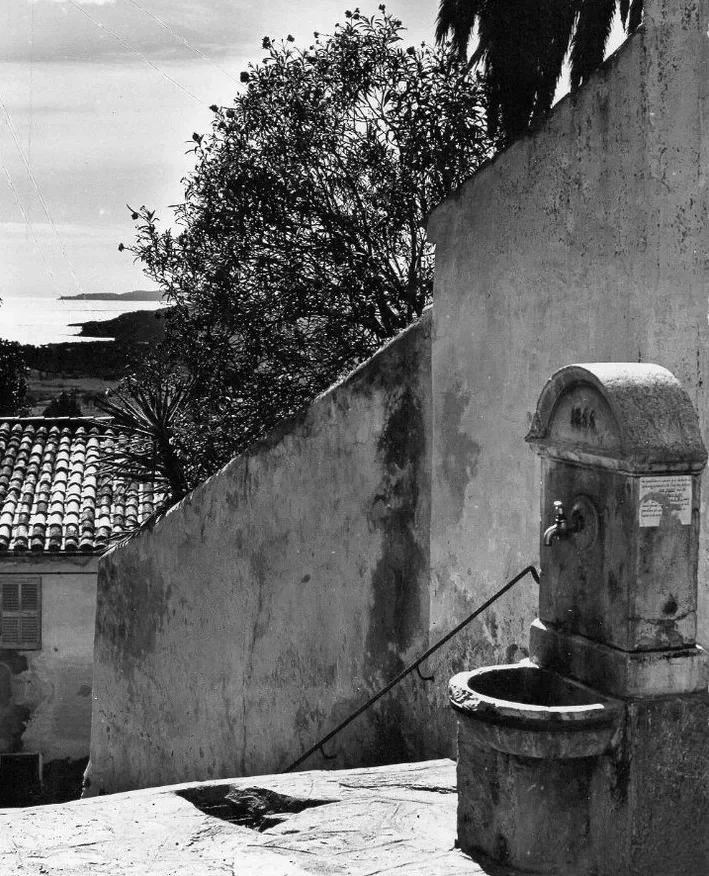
[543,501,570,546]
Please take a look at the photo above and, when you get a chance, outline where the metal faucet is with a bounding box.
[543,501,570,546]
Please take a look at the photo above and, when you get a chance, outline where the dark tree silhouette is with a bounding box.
[0,339,28,416]
[435,0,644,143]
[43,391,83,418]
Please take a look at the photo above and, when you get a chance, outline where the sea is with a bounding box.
[0,296,167,346]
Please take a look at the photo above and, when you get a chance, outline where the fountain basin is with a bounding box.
[449,661,623,758]
[450,661,627,873]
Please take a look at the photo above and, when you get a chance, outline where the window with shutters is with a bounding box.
[0,576,41,650]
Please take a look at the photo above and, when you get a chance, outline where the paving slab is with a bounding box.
[0,759,497,876]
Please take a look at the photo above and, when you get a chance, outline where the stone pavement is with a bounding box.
[0,759,499,876]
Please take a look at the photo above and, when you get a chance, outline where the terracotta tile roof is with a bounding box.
[0,417,159,554]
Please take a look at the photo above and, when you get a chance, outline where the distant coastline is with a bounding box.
[70,308,171,342]
[59,289,164,302]
[20,307,170,415]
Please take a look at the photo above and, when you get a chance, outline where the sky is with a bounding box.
[0,0,438,303]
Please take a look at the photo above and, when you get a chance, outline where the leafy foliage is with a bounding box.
[126,8,495,479]
[0,339,29,416]
[94,363,193,515]
[435,0,644,143]
[43,391,83,418]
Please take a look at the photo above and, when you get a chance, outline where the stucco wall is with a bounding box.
[89,312,432,794]
[426,0,709,704]
[89,0,709,792]
[0,554,97,803]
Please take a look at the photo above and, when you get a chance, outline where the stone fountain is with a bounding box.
[449,363,709,875]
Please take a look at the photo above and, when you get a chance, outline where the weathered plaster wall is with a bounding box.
[89,312,432,794]
[0,555,97,803]
[426,0,709,725]
[88,0,709,790]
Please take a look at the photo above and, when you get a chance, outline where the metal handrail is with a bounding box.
[284,564,540,772]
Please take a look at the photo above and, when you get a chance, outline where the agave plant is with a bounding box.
[94,372,194,536]
[436,0,644,143]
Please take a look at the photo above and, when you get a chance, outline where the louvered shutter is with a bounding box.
[0,576,41,649]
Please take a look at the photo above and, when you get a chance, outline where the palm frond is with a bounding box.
[619,0,630,27]
[92,375,195,533]
[434,0,643,144]
[436,0,483,61]
[570,0,617,90]
[479,0,579,141]
[627,0,643,31]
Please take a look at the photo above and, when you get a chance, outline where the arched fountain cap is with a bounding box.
[526,363,707,473]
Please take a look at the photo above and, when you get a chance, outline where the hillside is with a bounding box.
[59,289,164,302]
[71,308,171,343]
[21,308,172,415]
